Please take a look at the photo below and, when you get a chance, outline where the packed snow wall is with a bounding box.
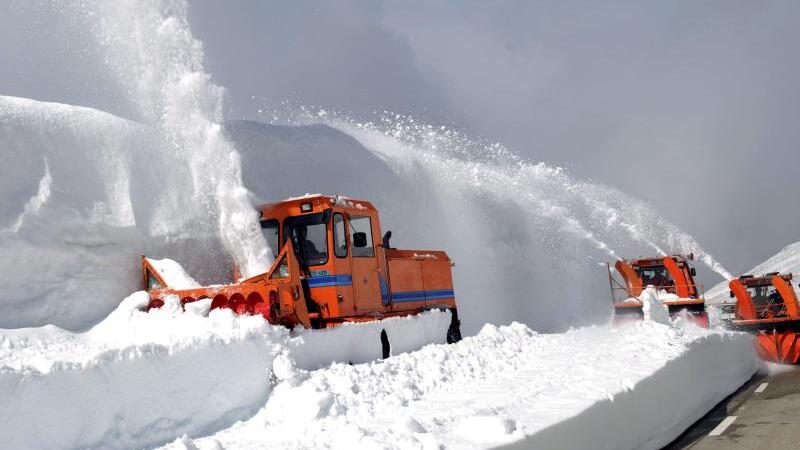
[0,0,731,333]
[0,0,268,330]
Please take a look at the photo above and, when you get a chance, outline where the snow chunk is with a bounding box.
[639,286,672,324]
[146,257,201,289]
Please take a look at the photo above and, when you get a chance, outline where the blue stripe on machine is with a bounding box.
[307,275,353,287]
[391,289,455,303]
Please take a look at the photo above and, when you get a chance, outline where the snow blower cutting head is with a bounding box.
[140,194,462,344]
[730,272,800,364]
[607,254,708,327]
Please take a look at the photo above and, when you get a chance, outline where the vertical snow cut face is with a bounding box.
[6,157,51,232]
[0,0,272,329]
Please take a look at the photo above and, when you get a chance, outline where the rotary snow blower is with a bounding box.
[730,272,800,364]
[607,254,708,327]
[142,195,462,348]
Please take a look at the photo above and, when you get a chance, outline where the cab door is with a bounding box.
[348,214,383,313]
[330,212,355,317]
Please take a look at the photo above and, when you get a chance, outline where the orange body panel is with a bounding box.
[730,279,756,320]
[615,260,642,297]
[142,195,457,331]
[755,332,800,365]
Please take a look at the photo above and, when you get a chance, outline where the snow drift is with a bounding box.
[164,320,758,450]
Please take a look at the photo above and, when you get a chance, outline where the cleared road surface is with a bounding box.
[665,365,800,450]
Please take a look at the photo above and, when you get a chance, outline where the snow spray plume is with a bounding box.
[260,109,731,331]
[288,111,731,279]
[85,0,270,277]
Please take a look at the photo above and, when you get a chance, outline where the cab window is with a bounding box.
[260,219,280,257]
[638,266,673,287]
[349,215,374,257]
[333,213,347,258]
[283,212,329,266]
[269,254,290,279]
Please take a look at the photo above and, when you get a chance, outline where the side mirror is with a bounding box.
[690,267,696,277]
[353,232,368,248]
[321,209,332,224]
[382,230,392,249]
[729,290,734,299]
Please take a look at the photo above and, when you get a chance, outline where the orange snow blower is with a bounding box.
[730,272,800,364]
[607,254,708,327]
[142,195,462,343]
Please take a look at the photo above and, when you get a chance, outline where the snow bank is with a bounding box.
[0,293,285,450]
[172,320,758,450]
[0,296,451,450]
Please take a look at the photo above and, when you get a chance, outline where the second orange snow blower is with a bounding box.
[607,254,708,327]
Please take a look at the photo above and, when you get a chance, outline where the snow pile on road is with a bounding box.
[706,240,800,305]
[0,296,450,450]
[168,320,758,450]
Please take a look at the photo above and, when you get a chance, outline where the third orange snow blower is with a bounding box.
[142,195,462,351]
[607,254,708,327]
[730,272,800,364]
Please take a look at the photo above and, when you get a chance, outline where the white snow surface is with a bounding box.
[158,320,757,450]
[0,297,450,450]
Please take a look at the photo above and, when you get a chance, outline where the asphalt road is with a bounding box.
[664,365,800,450]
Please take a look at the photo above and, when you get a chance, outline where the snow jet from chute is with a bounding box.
[278,110,730,281]
[83,0,270,278]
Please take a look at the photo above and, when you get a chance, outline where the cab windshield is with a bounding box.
[283,212,329,266]
[637,266,674,288]
[747,284,782,306]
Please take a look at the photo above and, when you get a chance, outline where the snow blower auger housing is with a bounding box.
[730,272,800,364]
[142,195,461,343]
[607,254,708,327]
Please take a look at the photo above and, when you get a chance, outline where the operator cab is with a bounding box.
[257,195,392,324]
[731,273,797,321]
